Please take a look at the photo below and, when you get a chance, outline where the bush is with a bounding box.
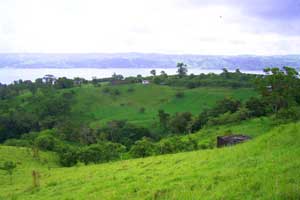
[139,107,145,113]
[214,97,241,114]
[4,139,30,147]
[0,161,17,183]
[102,87,110,93]
[175,91,185,98]
[207,108,251,126]
[158,136,198,154]
[127,87,135,92]
[113,89,121,96]
[100,121,152,147]
[57,146,78,167]
[245,97,268,117]
[275,107,300,122]
[35,134,60,151]
[130,137,157,158]
[169,112,192,134]
[78,142,126,165]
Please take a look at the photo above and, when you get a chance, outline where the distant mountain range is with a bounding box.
[0,53,299,70]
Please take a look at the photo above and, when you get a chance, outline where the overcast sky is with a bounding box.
[0,0,300,55]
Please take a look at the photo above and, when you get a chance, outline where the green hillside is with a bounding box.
[70,84,256,127]
[1,121,300,200]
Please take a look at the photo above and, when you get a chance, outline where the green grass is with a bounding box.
[70,84,256,127]
[189,117,273,148]
[1,121,300,199]
[0,146,58,199]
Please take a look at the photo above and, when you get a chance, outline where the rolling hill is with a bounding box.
[1,121,300,199]
[69,84,257,127]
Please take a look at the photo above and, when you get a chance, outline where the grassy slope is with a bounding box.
[0,146,58,198]
[1,121,300,200]
[190,117,273,147]
[70,84,256,127]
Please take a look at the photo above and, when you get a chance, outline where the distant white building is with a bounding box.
[142,80,150,85]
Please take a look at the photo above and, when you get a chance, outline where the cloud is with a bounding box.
[186,0,300,19]
[185,0,300,35]
[0,0,299,54]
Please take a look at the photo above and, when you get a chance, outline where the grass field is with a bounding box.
[189,117,273,148]
[1,120,299,200]
[70,84,257,127]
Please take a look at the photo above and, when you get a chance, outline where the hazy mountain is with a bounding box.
[0,53,299,70]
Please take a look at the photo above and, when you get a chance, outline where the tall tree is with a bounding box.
[256,67,300,112]
[176,63,188,78]
[150,69,156,76]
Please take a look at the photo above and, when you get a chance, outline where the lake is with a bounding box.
[0,68,263,84]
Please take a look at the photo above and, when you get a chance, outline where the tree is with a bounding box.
[158,136,198,154]
[0,161,16,184]
[130,137,157,158]
[256,67,300,112]
[55,77,74,89]
[221,68,230,78]
[78,142,125,165]
[150,69,156,76]
[160,70,168,78]
[176,63,188,78]
[78,126,97,145]
[169,112,193,134]
[158,110,170,131]
[57,146,78,167]
[112,73,124,80]
[245,97,268,117]
[214,97,241,114]
[35,134,58,151]
[235,69,241,74]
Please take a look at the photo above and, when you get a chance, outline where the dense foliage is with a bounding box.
[1,66,299,166]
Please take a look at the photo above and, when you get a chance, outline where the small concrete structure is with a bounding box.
[217,134,251,148]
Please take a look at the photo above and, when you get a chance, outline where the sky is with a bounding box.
[0,0,300,55]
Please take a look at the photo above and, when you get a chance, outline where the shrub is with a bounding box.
[127,87,135,92]
[4,139,30,147]
[214,97,241,114]
[158,136,198,154]
[139,107,145,113]
[57,146,78,167]
[35,135,58,151]
[0,161,17,183]
[175,91,185,98]
[245,97,268,117]
[169,112,192,134]
[275,107,300,122]
[207,108,250,126]
[113,89,121,96]
[78,142,126,165]
[102,87,110,93]
[130,137,157,158]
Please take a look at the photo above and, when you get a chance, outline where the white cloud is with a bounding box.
[0,0,299,54]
